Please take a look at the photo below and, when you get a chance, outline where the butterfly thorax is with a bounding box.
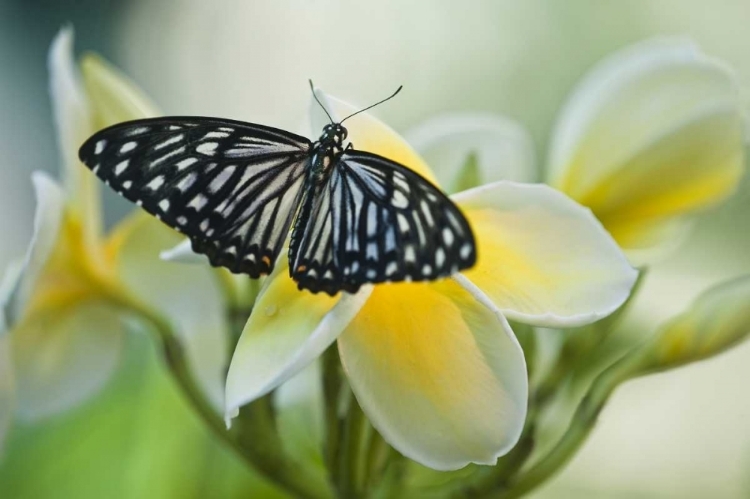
[309,123,348,185]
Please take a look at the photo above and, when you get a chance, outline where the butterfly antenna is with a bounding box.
[340,85,403,123]
[309,80,334,124]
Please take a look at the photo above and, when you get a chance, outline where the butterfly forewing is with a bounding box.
[290,150,476,294]
[79,117,312,277]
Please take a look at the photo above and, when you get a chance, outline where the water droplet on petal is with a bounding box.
[264,304,278,317]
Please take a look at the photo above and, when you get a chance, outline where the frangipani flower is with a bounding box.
[222,89,637,470]
[0,29,227,442]
[408,39,746,264]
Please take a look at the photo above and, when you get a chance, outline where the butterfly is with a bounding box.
[78,84,476,295]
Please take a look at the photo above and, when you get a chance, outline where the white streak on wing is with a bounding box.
[128,126,150,136]
[397,213,410,233]
[384,227,396,252]
[404,245,416,263]
[197,142,218,155]
[386,261,398,276]
[420,200,434,227]
[151,146,186,168]
[203,131,230,139]
[154,134,184,150]
[177,172,197,192]
[366,203,378,236]
[176,157,198,170]
[209,165,236,193]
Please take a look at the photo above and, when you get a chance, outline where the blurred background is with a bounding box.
[1,1,749,497]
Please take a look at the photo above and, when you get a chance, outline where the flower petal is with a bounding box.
[80,53,159,129]
[225,256,371,420]
[309,89,438,183]
[405,113,537,192]
[547,39,744,252]
[338,278,527,470]
[159,238,207,264]
[453,182,637,327]
[109,214,228,410]
[48,27,101,245]
[5,173,66,326]
[10,301,125,420]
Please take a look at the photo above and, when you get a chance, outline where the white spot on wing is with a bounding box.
[197,142,218,155]
[120,141,137,153]
[147,176,165,191]
[122,180,132,190]
[404,245,416,263]
[94,140,107,154]
[442,228,454,246]
[391,190,409,209]
[190,194,208,211]
[435,248,446,268]
[115,160,129,176]
[460,243,472,260]
[158,199,170,212]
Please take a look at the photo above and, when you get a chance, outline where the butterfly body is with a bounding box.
[79,114,476,296]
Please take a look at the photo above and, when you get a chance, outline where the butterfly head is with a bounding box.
[320,123,348,146]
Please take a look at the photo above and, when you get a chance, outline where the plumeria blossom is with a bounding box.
[409,39,746,263]
[0,28,228,445]
[218,89,637,470]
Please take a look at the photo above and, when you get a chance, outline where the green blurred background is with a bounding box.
[1,1,749,497]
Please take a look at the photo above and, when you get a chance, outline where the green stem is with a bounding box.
[323,344,344,490]
[111,289,329,499]
[486,349,647,499]
[338,398,367,498]
[363,429,390,494]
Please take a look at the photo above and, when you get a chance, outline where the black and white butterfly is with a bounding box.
[78,86,476,295]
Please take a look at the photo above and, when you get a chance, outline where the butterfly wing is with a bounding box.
[79,117,312,277]
[289,150,476,294]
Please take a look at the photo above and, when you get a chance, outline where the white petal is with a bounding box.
[405,113,537,191]
[225,256,371,421]
[453,182,638,327]
[159,238,207,264]
[547,38,744,253]
[48,27,100,237]
[11,302,125,420]
[5,173,65,325]
[112,214,228,410]
[338,278,527,470]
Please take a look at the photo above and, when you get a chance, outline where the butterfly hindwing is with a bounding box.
[289,150,477,294]
[79,117,312,277]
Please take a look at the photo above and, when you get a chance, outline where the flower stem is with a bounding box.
[485,348,648,499]
[338,397,367,497]
[111,289,329,499]
[323,344,344,489]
